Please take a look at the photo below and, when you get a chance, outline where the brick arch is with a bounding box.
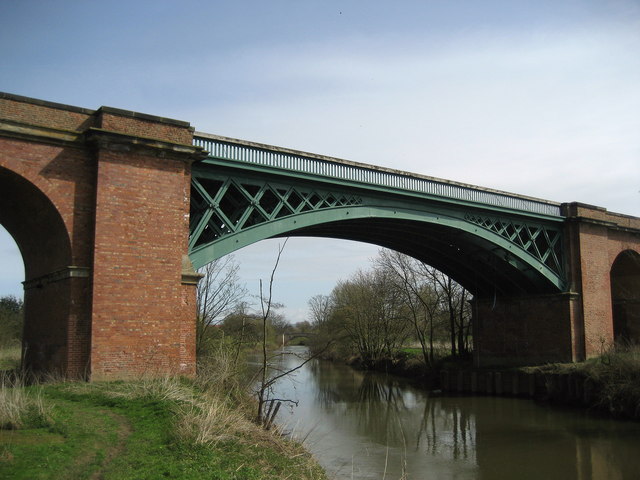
[0,166,72,279]
[0,165,80,374]
[610,249,640,343]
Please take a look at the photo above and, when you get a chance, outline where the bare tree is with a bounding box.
[331,268,410,367]
[196,255,248,356]
[376,249,444,366]
[256,239,288,425]
[377,249,472,359]
[426,268,471,356]
[254,239,331,428]
[315,249,472,365]
[308,294,333,329]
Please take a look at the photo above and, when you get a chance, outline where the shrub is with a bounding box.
[0,296,23,348]
[585,343,640,418]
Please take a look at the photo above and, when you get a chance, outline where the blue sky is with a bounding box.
[1,0,639,322]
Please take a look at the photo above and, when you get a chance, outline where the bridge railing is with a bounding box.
[193,133,561,217]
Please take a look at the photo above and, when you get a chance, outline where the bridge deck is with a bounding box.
[193,132,561,218]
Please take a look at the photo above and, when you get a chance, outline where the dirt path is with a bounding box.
[57,406,133,480]
[89,410,132,480]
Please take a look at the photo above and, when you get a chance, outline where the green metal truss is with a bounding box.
[189,171,363,252]
[189,162,567,293]
[463,213,564,280]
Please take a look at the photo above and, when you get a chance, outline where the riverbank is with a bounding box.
[336,348,467,387]
[440,346,640,420]
[0,374,327,479]
[335,344,640,420]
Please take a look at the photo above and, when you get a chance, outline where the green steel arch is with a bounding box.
[189,134,566,297]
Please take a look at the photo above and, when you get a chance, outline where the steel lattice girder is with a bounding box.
[189,162,567,294]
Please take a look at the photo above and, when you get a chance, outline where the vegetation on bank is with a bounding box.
[307,249,472,370]
[526,343,640,419]
[2,247,330,480]
[0,367,327,479]
[193,248,474,375]
[1,288,327,479]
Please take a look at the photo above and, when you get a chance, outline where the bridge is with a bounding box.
[1,92,638,379]
[282,332,317,345]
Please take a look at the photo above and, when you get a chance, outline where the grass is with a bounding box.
[0,374,327,479]
[0,343,21,370]
[399,343,454,361]
[399,347,422,357]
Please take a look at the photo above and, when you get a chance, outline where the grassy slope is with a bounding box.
[0,380,327,480]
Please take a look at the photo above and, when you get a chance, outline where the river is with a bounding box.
[265,346,640,480]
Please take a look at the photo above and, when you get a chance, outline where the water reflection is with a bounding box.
[271,347,640,480]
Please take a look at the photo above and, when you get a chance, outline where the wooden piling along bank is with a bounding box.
[440,369,600,406]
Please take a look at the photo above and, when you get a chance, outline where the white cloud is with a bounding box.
[187,24,639,216]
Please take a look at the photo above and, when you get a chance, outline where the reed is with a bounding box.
[0,372,52,430]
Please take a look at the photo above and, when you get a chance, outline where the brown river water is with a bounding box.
[264,346,640,480]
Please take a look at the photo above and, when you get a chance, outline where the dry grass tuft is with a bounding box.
[118,375,195,404]
[0,373,52,430]
[195,338,246,397]
[174,395,255,446]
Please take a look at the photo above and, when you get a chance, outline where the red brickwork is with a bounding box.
[473,293,581,367]
[0,136,95,376]
[89,145,195,379]
[0,94,93,132]
[0,92,203,379]
[610,250,640,342]
[474,203,640,366]
[563,203,640,357]
[97,107,193,144]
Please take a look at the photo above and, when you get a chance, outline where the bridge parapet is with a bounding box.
[562,202,640,232]
[194,133,561,218]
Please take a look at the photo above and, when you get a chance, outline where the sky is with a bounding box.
[1,0,639,323]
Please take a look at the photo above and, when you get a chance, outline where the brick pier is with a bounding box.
[0,93,204,379]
